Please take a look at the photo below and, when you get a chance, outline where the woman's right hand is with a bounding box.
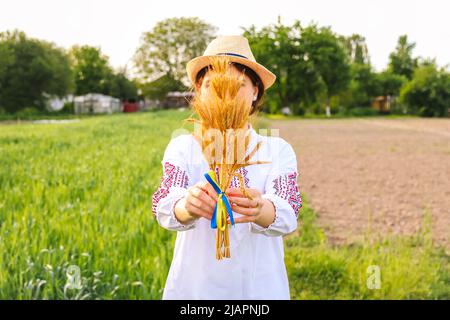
[176,182,218,222]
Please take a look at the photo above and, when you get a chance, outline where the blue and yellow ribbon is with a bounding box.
[204,170,235,231]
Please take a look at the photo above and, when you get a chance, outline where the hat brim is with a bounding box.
[186,55,276,91]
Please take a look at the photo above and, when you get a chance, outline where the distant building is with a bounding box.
[122,101,140,113]
[44,94,74,112]
[281,106,292,116]
[372,95,393,114]
[74,93,121,114]
[140,98,161,111]
[162,91,194,108]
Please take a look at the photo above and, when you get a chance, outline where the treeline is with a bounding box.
[1,16,449,117]
[0,30,137,114]
[133,17,449,117]
[244,20,449,117]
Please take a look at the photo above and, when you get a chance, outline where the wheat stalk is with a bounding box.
[185,55,270,260]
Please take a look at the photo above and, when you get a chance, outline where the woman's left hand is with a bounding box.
[225,187,265,224]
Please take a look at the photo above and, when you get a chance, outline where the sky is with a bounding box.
[1,0,449,76]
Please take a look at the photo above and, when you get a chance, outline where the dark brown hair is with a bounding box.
[193,62,265,115]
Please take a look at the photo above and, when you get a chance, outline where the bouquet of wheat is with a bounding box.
[186,55,269,260]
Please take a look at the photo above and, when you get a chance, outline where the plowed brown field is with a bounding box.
[271,117,450,248]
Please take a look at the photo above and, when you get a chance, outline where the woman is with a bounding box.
[151,35,302,299]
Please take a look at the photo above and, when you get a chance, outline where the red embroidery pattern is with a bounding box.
[211,166,249,189]
[152,162,189,217]
[229,167,250,189]
[272,172,302,216]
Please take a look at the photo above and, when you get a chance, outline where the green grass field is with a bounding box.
[0,110,448,299]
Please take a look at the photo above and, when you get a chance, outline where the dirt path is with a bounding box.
[270,117,450,249]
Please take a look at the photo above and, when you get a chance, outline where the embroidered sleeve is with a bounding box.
[151,161,189,216]
[151,135,197,231]
[250,139,302,237]
[270,171,302,217]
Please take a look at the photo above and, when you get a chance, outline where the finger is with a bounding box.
[228,196,259,208]
[186,195,215,215]
[186,191,204,208]
[225,187,244,197]
[200,181,219,201]
[185,203,213,220]
[233,216,256,224]
[195,182,219,205]
[189,187,216,210]
[230,203,259,216]
[242,188,262,197]
[226,187,261,198]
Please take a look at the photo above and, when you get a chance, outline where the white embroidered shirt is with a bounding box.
[151,125,302,300]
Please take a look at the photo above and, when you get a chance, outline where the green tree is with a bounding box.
[341,34,370,65]
[400,63,450,117]
[388,35,418,80]
[69,45,115,96]
[377,71,407,96]
[107,69,138,101]
[244,19,351,115]
[339,63,381,108]
[301,24,351,113]
[0,30,73,113]
[243,17,325,115]
[133,17,217,87]
[138,74,185,101]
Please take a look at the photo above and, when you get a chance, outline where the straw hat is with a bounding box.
[186,35,276,91]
